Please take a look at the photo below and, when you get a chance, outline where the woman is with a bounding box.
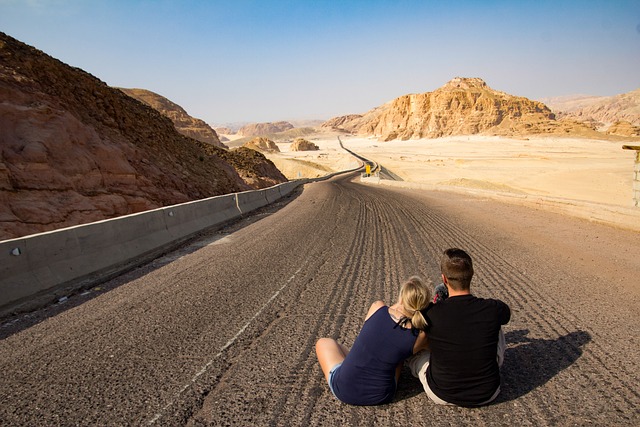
[315,276,431,405]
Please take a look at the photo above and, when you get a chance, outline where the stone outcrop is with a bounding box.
[119,88,226,149]
[290,138,319,151]
[237,121,294,137]
[243,137,280,152]
[325,77,598,140]
[0,32,286,239]
[606,120,640,137]
[220,147,287,188]
[542,89,640,127]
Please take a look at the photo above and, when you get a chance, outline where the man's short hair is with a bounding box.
[441,248,474,291]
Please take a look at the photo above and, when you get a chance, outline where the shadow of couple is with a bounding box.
[396,329,592,403]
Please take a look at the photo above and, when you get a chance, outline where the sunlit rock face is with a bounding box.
[324,77,603,140]
[0,32,286,239]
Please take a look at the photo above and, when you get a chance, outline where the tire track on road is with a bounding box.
[185,178,382,425]
[6,173,632,426]
[334,184,639,425]
[393,189,639,424]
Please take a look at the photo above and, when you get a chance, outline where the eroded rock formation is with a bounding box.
[323,77,598,140]
[290,138,319,151]
[242,137,280,152]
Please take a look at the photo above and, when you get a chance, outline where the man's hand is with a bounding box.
[433,283,449,303]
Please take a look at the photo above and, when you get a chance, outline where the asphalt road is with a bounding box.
[1,172,638,426]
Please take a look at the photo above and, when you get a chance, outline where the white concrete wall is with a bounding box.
[0,180,305,314]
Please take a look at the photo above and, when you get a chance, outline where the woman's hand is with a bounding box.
[412,331,429,354]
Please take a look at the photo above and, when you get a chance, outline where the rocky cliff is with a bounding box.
[237,121,294,137]
[0,32,286,240]
[324,77,598,140]
[119,88,227,148]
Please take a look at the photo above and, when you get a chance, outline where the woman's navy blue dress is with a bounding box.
[331,306,418,405]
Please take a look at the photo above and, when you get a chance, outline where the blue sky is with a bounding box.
[1,0,639,125]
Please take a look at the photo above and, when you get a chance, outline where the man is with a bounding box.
[408,248,510,406]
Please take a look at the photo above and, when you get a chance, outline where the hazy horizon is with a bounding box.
[1,0,639,125]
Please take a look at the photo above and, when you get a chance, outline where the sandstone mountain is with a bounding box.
[541,89,640,128]
[243,137,280,152]
[324,77,599,140]
[119,88,227,148]
[237,121,294,137]
[290,138,319,151]
[0,32,286,240]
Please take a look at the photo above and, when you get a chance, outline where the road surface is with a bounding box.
[1,172,638,426]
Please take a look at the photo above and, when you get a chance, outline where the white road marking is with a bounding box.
[148,266,303,424]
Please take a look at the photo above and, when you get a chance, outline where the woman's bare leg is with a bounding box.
[315,338,348,381]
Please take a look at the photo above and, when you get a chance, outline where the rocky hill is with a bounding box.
[606,120,640,137]
[119,88,227,148]
[243,137,280,152]
[541,89,640,128]
[237,121,294,137]
[0,32,286,240]
[221,147,287,188]
[214,127,234,135]
[321,114,363,131]
[290,138,319,151]
[325,77,599,140]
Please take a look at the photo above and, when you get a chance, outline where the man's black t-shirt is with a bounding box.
[424,294,510,406]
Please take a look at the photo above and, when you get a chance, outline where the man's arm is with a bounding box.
[498,300,511,325]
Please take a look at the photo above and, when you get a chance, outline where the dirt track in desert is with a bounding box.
[1,172,638,426]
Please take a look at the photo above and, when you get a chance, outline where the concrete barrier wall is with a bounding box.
[163,193,241,240]
[0,179,305,314]
[264,186,282,204]
[0,208,173,311]
[236,189,269,213]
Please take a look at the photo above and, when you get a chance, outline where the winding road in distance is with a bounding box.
[1,171,638,426]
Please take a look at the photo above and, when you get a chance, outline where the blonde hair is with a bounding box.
[399,276,431,330]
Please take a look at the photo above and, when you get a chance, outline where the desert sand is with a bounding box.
[259,133,640,232]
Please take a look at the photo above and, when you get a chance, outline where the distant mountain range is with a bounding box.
[540,89,640,128]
